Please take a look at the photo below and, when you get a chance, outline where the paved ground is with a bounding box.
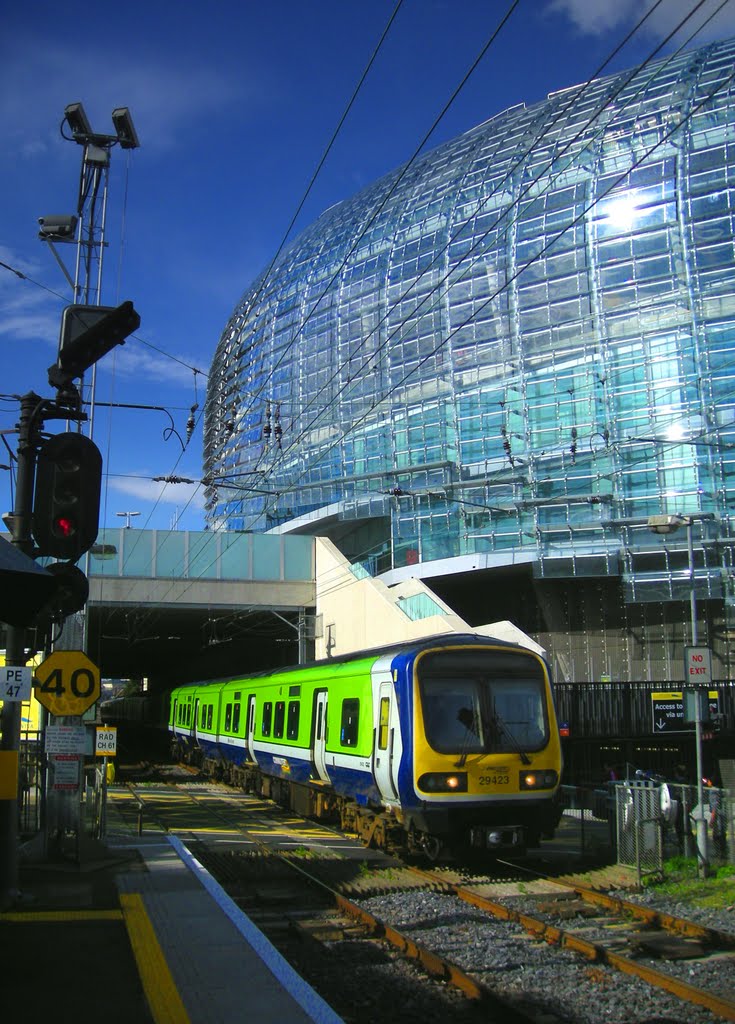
[5,846,155,1024]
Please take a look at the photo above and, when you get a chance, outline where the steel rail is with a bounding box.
[126,780,538,1022]
[122,778,735,1021]
[415,866,735,1022]
[279,853,537,1024]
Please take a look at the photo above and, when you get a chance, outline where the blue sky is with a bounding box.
[2,0,733,533]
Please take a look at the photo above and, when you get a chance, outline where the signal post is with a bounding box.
[0,304,139,908]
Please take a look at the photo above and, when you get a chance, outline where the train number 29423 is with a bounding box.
[479,774,509,786]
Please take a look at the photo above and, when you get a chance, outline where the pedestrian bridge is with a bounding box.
[87,528,315,610]
[76,529,316,680]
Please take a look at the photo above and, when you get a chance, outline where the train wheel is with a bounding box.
[417,833,442,861]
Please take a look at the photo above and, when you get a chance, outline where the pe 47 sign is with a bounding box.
[34,650,100,716]
[1,666,32,702]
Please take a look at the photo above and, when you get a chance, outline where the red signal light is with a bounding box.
[53,516,76,538]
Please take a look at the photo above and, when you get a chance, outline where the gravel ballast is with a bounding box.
[349,888,735,1024]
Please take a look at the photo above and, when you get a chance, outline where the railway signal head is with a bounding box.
[32,432,102,561]
[49,300,140,390]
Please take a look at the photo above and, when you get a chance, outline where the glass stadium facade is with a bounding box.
[204,39,735,682]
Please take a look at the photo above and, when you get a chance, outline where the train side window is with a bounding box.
[262,702,272,736]
[378,697,390,750]
[274,701,285,738]
[232,702,241,732]
[207,705,213,730]
[340,698,359,747]
[287,701,299,740]
[186,704,191,727]
[200,705,206,729]
[224,704,232,732]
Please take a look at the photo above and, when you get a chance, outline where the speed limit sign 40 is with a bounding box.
[34,650,100,716]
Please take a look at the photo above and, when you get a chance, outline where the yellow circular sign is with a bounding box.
[34,650,100,716]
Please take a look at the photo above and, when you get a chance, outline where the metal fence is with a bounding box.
[558,781,733,881]
[18,731,43,837]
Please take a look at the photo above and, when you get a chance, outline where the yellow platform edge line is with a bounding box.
[1,909,123,923]
[120,892,191,1024]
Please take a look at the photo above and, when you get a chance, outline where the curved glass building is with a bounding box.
[205,38,735,683]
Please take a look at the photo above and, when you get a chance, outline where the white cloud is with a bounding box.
[0,246,61,347]
[0,32,247,165]
[108,473,206,510]
[548,0,735,40]
[96,336,208,390]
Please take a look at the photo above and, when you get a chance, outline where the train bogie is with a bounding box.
[165,634,563,859]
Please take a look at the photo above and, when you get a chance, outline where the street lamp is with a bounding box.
[648,513,709,876]
[116,511,140,529]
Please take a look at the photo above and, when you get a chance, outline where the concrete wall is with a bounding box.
[314,538,545,659]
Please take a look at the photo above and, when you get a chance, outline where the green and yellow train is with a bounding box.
[168,633,563,858]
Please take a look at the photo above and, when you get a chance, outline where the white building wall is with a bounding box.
[314,537,545,659]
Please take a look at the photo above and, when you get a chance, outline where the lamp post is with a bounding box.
[116,511,140,529]
[648,513,709,877]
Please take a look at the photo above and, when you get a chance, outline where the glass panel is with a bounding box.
[262,702,272,736]
[419,650,548,754]
[157,532,186,577]
[120,530,154,577]
[219,533,252,580]
[273,701,285,738]
[253,535,283,580]
[189,533,220,579]
[287,701,300,740]
[378,697,390,750]
[340,698,360,747]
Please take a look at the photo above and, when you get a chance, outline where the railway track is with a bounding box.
[111,768,735,1024]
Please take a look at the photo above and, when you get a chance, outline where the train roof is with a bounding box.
[171,632,544,691]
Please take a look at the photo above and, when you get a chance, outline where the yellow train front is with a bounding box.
[396,636,563,857]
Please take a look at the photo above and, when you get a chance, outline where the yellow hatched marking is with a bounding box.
[120,892,191,1024]
[170,827,242,835]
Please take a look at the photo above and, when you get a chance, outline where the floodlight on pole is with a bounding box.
[64,102,93,140]
[111,108,140,150]
[116,511,140,529]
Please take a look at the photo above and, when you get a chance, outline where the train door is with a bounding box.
[373,679,400,802]
[192,698,200,743]
[246,695,257,762]
[312,689,330,783]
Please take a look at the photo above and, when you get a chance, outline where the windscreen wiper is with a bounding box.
[455,706,479,768]
[490,710,531,765]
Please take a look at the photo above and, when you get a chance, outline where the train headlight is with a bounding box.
[519,769,558,790]
[418,772,468,793]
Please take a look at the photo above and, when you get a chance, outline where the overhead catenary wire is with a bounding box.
[249,0,715,486]
[222,0,523,451]
[214,0,723,534]
[101,0,527,615]
[107,4,732,618]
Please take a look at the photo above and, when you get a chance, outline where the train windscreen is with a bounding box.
[418,649,548,755]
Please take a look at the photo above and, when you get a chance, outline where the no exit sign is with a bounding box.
[684,646,712,686]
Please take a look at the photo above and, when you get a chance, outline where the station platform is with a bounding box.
[1,811,345,1024]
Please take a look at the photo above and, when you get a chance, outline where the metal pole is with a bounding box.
[686,518,708,877]
[687,519,697,646]
[694,696,708,877]
[0,393,41,908]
